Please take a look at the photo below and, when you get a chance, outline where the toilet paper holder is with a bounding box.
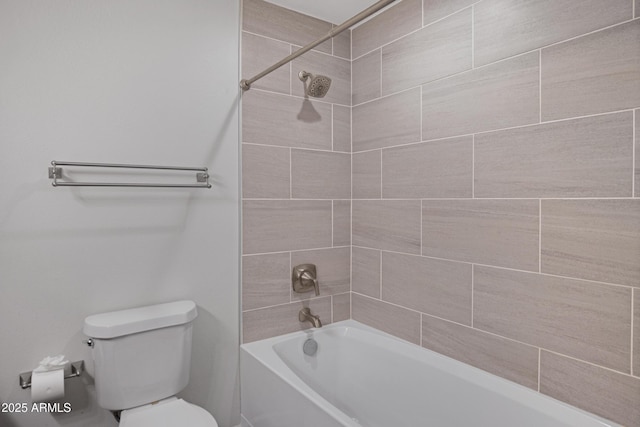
[19,360,84,389]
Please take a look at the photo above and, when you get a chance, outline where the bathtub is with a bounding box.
[240,320,620,427]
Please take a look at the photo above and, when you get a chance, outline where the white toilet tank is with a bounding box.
[83,300,198,411]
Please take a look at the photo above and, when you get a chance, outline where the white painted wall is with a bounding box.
[0,1,240,426]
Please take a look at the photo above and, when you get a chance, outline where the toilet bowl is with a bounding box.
[119,397,217,427]
[83,300,218,427]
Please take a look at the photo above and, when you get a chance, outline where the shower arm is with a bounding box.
[239,0,398,91]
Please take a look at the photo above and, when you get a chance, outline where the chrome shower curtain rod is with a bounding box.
[239,0,398,91]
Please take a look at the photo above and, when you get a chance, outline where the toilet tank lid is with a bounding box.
[83,300,197,339]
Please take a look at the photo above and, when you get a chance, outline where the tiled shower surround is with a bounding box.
[241,0,640,425]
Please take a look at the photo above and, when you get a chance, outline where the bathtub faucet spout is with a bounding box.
[299,308,322,328]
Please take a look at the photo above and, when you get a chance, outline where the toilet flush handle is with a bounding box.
[83,339,94,348]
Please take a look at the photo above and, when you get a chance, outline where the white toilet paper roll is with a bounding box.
[31,368,65,403]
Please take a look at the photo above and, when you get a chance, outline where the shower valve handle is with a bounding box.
[292,264,320,296]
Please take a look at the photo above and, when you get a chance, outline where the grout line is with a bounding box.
[380,48,383,96]
[331,104,334,151]
[631,287,635,376]
[471,135,475,198]
[289,148,292,198]
[331,295,334,323]
[244,246,350,257]
[379,250,383,299]
[471,5,475,69]
[420,200,423,255]
[379,149,383,198]
[420,313,423,347]
[634,0,636,19]
[331,201,334,246]
[289,251,293,302]
[538,49,542,123]
[245,295,334,314]
[250,87,350,107]
[633,109,636,198]
[242,142,347,154]
[349,244,637,290]
[538,348,542,392]
[350,25,354,314]
[539,199,542,273]
[351,196,637,201]
[419,85,423,144]
[471,264,474,328]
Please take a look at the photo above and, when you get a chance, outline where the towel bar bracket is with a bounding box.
[48,167,61,179]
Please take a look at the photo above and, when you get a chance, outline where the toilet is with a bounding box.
[83,300,218,427]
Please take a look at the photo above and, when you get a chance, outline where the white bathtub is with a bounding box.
[240,320,620,427]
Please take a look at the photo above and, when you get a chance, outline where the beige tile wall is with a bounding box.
[242,0,640,424]
[351,1,640,425]
[241,0,351,342]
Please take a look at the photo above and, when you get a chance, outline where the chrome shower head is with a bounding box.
[299,71,332,98]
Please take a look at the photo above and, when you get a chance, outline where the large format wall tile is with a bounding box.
[353,50,381,105]
[422,200,539,271]
[242,144,290,199]
[332,293,351,322]
[242,32,291,94]
[352,293,421,345]
[332,28,351,60]
[243,297,332,343]
[332,200,351,247]
[352,246,381,298]
[243,90,332,150]
[291,49,351,106]
[474,112,634,198]
[423,0,477,26]
[541,199,640,287]
[242,253,290,311]
[382,252,472,325]
[242,0,332,54]
[291,150,351,199]
[291,247,350,299]
[352,0,422,59]
[475,0,631,67]
[542,20,640,121]
[332,105,351,152]
[353,150,381,199]
[243,200,332,254]
[422,315,539,389]
[475,266,632,372]
[422,52,539,140]
[540,351,640,427]
[353,200,421,254]
[381,8,472,95]
[382,137,472,198]
[353,88,421,151]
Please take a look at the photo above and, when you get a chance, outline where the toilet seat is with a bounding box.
[119,397,218,427]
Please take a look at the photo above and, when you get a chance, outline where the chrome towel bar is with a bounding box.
[48,161,211,188]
